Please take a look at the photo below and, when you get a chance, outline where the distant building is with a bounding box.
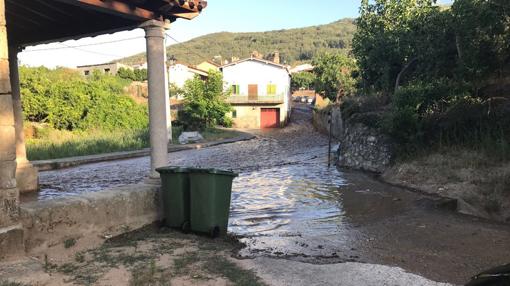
[196,61,220,72]
[168,62,209,99]
[221,57,292,129]
[132,62,148,70]
[290,64,314,74]
[77,62,133,76]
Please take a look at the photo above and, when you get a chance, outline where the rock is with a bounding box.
[178,131,204,145]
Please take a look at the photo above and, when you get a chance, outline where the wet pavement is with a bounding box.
[24,104,510,285]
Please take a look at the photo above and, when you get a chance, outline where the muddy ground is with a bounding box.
[11,103,510,285]
[0,226,263,286]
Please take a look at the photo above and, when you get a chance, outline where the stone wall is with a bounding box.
[312,105,393,174]
[312,105,343,140]
[337,122,393,173]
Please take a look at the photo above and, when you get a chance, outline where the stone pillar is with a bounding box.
[8,47,38,193]
[164,51,172,143]
[0,0,24,260]
[141,20,171,178]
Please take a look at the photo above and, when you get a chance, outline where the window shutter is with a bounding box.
[267,84,277,95]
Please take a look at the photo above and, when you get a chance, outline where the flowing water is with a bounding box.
[23,105,510,283]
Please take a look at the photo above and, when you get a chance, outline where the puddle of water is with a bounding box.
[229,161,367,259]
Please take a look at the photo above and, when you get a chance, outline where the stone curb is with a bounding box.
[32,133,256,172]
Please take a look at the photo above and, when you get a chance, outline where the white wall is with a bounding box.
[222,60,291,120]
[168,64,196,89]
[222,60,290,98]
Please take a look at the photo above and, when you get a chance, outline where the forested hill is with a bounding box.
[121,18,356,66]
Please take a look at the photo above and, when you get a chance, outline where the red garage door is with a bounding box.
[261,108,280,128]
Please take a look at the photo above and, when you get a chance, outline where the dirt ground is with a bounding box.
[0,225,264,286]
[382,149,510,222]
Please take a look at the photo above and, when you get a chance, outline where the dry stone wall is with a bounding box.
[312,105,393,173]
[312,105,343,140]
[337,122,393,173]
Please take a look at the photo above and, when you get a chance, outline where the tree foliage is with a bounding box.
[352,0,510,157]
[353,0,446,92]
[20,66,148,131]
[117,67,148,82]
[452,0,510,83]
[312,52,358,101]
[291,72,316,91]
[180,71,232,130]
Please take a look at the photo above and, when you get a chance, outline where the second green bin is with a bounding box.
[189,168,238,237]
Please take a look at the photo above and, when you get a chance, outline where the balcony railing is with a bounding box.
[226,94,284,104]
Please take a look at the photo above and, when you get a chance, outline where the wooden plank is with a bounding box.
[53,0,159,21]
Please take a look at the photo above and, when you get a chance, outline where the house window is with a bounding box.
[232,85,240,95]
[232,110,237,118]
[104,68,111,74]
[84,70,90,76]
[267,84,277,95]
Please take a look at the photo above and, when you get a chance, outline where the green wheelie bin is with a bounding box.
[155,166,191,230]
[189,168,238,237]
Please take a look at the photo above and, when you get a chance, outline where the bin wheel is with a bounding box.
[210,226,220,238]
[181,221,190,233]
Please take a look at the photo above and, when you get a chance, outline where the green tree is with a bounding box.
[181,71,232,130]
[352,0,443,93]
[291,72,316,91]
[312,52,358,101]
[452,0,510,85]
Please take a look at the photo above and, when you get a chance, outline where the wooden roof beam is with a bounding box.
[53,0,160,21]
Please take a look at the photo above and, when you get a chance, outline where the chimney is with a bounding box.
[273,51,280,64]
[251,51,263,59]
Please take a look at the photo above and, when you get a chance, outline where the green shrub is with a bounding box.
[382,79,510,158]
[117,67,147,81]
[19,67,148,132]
[180,71,232,130]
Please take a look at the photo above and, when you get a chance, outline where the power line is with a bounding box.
[23,36,144,52]
[164,33,211,63]
[59,43,123,58]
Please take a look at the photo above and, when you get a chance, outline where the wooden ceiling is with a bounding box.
[5,0,207,47]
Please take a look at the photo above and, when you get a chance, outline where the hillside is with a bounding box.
[121,19,356,66]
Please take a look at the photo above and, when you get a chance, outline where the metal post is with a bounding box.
[328,110,332,168]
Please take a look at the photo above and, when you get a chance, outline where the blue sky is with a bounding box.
[18,0,451,68]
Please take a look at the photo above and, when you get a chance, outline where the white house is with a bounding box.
[77,62,133,76]
[168,63,209,99]
[221,58,292,129]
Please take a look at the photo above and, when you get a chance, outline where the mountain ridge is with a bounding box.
[120,18,356,66]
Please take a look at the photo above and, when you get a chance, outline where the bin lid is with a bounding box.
[189,167,238,177]
[155,166,192,174]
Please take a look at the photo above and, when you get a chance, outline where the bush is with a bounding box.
[117,67,147,81]
[382,79,510,158]
[20,67,148,132]
[180,71,232,130]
